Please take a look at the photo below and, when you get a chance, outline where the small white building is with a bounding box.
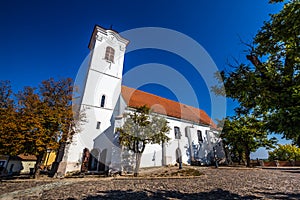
[58,25,224,175]
[0,154,36,175]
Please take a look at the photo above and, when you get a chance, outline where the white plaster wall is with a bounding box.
[163,119,210,165]
[20,161,35,174]
[140,144,163,168]
[65,106,115,163]
[65,85,124,173]
[6,160,23,174]
[5,160,37,174]
[65,93,119,172]
[81,70,122,110]
[63,27,128,174]
[90,35,125,79]
[122,112,217,168]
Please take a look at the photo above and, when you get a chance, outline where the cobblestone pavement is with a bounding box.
[0,167,299,199]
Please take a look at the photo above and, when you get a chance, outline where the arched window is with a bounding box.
[100,95,106,107]
[174,126,181,139]
[104,46,115,62]
[197,130,203,142]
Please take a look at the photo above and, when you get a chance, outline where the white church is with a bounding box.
[58,25,224,175]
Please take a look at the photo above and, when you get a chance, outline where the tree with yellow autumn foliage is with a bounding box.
[0,78,85,178]
[0,81,19,156]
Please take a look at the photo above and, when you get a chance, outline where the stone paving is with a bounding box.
[0,167,299,199]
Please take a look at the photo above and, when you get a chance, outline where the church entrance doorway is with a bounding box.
[88,149,100,171]
[98,149,107,172]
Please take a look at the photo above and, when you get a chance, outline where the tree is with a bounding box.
[16,86,51,177]
[269,144,300,161]
[0,78,85,178]
[0,81,19,156]
[40,78,86,177]
[213,0,300,145]
[117,105,170,177]
[220,115,277,167]
[40,78,82,146]
[15,78,85,178]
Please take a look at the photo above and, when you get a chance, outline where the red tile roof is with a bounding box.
[121,86,216,128]
[17,154,37,161]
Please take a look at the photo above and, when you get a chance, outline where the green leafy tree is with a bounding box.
[221,115,277,167]
[269,144,300,161]
[213,0,300,145]
[117,105,170,177]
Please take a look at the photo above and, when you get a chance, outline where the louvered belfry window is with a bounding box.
[105,46,115,62]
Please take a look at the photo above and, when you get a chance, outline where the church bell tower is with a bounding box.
[61,25,129,174]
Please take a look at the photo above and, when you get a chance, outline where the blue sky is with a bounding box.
[0,1,289,157]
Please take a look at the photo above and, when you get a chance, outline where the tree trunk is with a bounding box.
[49,142,66,177]
[224,146,231,165]
[5,156,10,176]
[134,153,142,177]
[238,151,243,165]
[34,153,44,179]
[245,148,251,167]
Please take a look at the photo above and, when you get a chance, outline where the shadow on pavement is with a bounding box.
[80,188,260,200]
[281,170,300,174]
[255,191,300,199]
[263,167,300,170]
[263,167,300,174]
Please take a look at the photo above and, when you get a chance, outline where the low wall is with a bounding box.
[258,160,300,167]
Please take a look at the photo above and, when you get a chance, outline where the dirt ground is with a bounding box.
[0,166,299,199]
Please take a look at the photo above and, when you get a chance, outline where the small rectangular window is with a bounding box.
[174,126,181,139]
[197,130,203,142]
[96,121,101,129]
